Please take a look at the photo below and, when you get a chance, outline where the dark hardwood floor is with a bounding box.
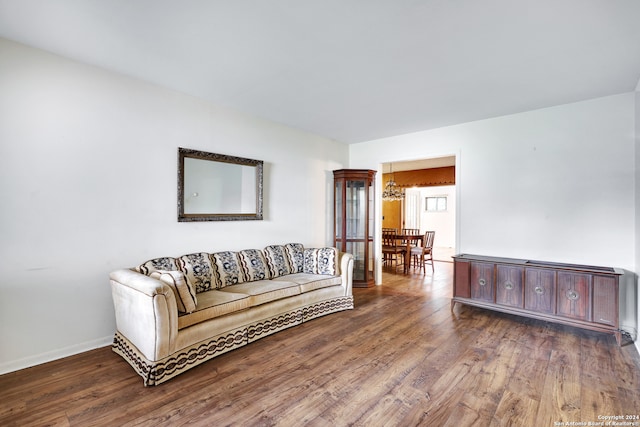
[1,261,639,426]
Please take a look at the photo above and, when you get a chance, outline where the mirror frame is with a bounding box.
[178,147,264,221]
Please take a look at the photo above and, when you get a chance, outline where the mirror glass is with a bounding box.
[178,148,263,221]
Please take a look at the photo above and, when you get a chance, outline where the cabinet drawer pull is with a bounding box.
[478,278,487,286]
[504,281,513,290]
[566,290,580,301]
[534,286,544,295]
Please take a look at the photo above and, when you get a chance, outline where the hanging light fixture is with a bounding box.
[382,163,405,201]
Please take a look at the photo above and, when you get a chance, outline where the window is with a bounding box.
[426,196,447,212]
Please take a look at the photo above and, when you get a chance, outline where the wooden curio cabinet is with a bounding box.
[333,169,376,288]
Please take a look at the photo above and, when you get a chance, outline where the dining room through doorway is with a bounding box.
[381,157,456,263]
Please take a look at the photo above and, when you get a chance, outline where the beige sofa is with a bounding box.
[109,243,354,386]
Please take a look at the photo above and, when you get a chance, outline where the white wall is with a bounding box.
[351,93,637,336]
[0,39,349,373]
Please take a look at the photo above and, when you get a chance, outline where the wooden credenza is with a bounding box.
[452,254,623,345]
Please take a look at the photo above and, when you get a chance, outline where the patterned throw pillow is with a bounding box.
[136,257,179,275]
[238,249,271,282]
[303,247,337,275]
[150,270,197,313]
[210,251,245,288]
[284,243,304,273]
[263,245,292,278]
[178,252,215,293]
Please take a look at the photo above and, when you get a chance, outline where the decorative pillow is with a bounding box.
[210,251,245,288]
[178,252,215,293]
[149,270,197,313]
[263,245,292,278]
[303,247,337,275]
[136,257,179,275]
[284,243,304,273]
[238,249,271,282]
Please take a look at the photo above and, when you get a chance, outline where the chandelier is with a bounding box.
[382,163,405,201]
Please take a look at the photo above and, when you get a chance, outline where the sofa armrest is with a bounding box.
[338,252,354,296]
[109,269,178,361]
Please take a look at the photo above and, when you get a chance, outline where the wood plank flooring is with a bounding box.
[1,262,639,426]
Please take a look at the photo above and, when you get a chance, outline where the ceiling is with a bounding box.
[1,1,639,144]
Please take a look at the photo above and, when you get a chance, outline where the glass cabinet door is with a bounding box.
[346,180,365,239]
[334,180,342,241]
[334,169,376,287]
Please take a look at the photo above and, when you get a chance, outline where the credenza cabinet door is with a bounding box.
[470,262,494,302]
[524,268,556,314]
[453,259,471,299]
[496,265,524,308]
[592,275,618,327]
[557,272,591,321]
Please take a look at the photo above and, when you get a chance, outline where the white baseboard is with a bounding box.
[0,335,113,375]
[621,324,638,339]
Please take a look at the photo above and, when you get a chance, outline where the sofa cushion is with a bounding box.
[263,245,292,278]
[136,257,179,275]
[211,251,245,288]
[219,280,300,307]
[284,243,304,273]
[178,252,216,293]
[275,272,342,293]
[177,290,250,329]
[303,247,337,275]
[238,249,271,281]
[150,270,197,313]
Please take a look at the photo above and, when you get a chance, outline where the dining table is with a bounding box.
[393,233,424,274]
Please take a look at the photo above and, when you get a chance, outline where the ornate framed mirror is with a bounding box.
[178,148,264,221]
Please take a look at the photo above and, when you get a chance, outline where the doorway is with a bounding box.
[381,157,456,263]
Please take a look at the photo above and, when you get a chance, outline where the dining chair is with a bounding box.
[401,228,421,248]
[382,228,405,273]
[411,231,435,273]
[401,228,420,234]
